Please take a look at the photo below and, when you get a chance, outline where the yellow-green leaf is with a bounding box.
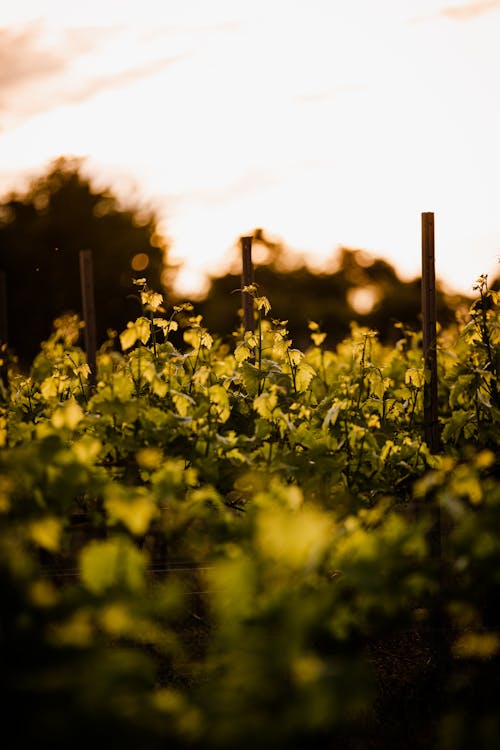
[209,384,230,423]
[254,388,278,419]
[120,318,151,350]
[256,505,331,569]
[29,517,62,552]
[105,490,158,535]
[51,399,84,430]
[311,332,326,347]
[405,368,425,388]
[172,391,195,417]
[272,336,290,360]
[295,362,316,392]
[141,290,163,310]
[72,436,102,465]
[112,372,135,401]
[136,317,151,344]
[80,538,147,594]
[235,343,251,363]
[120,323,138,351]
[41,377,58,400]
[151,376,168,397]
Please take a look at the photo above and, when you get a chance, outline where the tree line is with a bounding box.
[0,157,479,365]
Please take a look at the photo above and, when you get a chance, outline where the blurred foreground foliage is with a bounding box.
[0,274,500,749]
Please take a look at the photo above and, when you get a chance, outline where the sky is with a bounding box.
[1,0,500,297]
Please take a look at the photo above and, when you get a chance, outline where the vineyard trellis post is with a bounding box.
[79,249,97,387]
[421,212,440,454]
[421,212,442,558]
[0,270,7,346]
[0,269,8,388]
[241,235,255,333]
[421,212,447,690]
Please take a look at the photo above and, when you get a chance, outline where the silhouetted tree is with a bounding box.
[0,157,170,364]
[195,230,468,349]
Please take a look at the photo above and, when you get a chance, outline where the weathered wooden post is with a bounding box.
[79,249,97,386]
[0,270,7,347]
[0,270,8,390]
[421,212,447,686]
[421,212,440,453]
[241,235,255,333]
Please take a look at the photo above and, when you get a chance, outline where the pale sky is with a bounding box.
[1,0,500,296]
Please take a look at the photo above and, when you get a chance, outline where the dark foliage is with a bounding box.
[0,157,169,365]
[196,233,469,348]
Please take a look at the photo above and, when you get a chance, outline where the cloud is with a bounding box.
[52,54,184,108]
[0,22,114,120]
[440,0,500,20]
[0,23,67,91]
[0,21,183,129]
[410,0,500,23]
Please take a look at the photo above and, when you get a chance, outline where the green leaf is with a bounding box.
[79,538,147,594]
[272,336,290,360]
[120,317,151,350]
[29,517,62,552]
[120,323,138,351]
[441,409,473,443]
[404,368,424,388]
[105,486,158,535]
[322,401,343,431]
[253,388,278,419]
[151,376,168,397]
[172,391,195,417]
[72,436,102,465]
[111,372,135,401]
[51,399,84,430]
[256,504,331,569]
[209,384,231,423]
[40,376,58,400]
[241,361,261,397]
[235,343,252,363]
[295,362,316,392]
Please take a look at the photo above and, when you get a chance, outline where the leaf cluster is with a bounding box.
[1,278,500,749]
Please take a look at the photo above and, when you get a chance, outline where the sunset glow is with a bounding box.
[1,0,500,296]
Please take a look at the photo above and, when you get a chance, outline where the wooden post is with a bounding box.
[0,270,8,390]
[421,213,447,699]
[0,270,7,346]
[79,250,97,386]
[241,236,255,333]
[421,212,440,453]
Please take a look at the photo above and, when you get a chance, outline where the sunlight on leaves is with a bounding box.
[80,538,147,594]
[141,290,163,311]
[256,505,332,569]
[51,399,84,430]
[105,486,158,536]
[29,517,62,552]
[209,384,231,423]
[120,317,151,350]
[172,391,195,417]
[295,362,316,392]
